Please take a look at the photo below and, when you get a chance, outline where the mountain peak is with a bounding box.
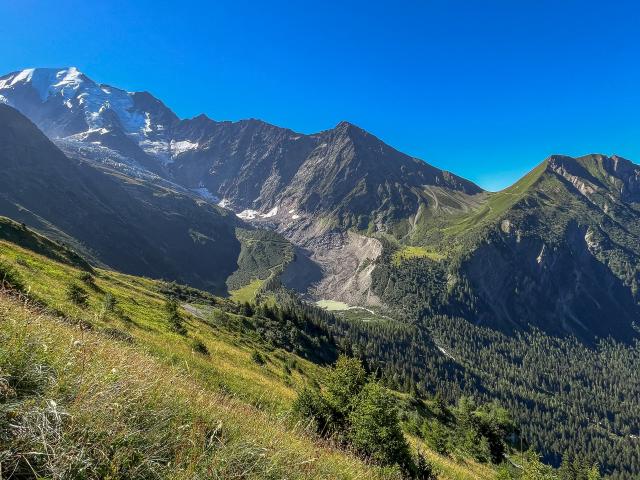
[335,120,354,128]
[0,67,91,102]
[332,120,366,135]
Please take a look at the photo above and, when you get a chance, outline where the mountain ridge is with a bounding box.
[2,66,639,330]
[0,66,484,228]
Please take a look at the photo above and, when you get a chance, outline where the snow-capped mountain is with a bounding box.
[0,67,185,172]
[0,67,482,230]
[1,67,639,341]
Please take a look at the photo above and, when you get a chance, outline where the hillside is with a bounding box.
[0,219,527,480]
[378,154,640,341]
[0,216,92,271]
[1,66,638,477]
[0,103,244,293]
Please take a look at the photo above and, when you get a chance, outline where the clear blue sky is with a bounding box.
[1,0,639,190]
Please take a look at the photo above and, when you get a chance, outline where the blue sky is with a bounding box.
[1,0,639,190]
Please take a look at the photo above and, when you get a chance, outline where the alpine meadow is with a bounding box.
[1,2,639,479]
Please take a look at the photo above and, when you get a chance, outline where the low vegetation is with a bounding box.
[392,246,445,265]
[0,228,601,479]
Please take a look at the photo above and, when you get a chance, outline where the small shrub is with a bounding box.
[102,327,135,344]
[66,283,88,307]
[103,292,117,312]
[414,453,438,480]
[0,260,25,292]
[250,350,265,365]
[191,339,210,356]
[292,386,328,427]
[15,256,29,267]
[79,271,94,285]
[165,297,186,335]
[423,419,450,455]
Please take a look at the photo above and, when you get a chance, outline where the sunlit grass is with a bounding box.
[0,236,499,479]
[229,278,264,303]
[392,246,445,265]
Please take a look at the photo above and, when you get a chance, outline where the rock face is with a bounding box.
[281,231,384,306]
[0,69,482,232]
[451,155,640,340]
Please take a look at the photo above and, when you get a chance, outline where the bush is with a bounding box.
[103,292,117,312]
[293,356,415,475]
[415,453,439,480]
[250,350,265,365]
[323,355,367,431]
[292,386,329,430]
[348,382,412,469]
[165,297,186,335]
[191,339,209,356]
[423,419,450,455]
[66,283,88,307]
[79,271,94,285]
[0,260,25,292]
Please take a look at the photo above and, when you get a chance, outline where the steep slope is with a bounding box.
[0,216,93,271]
[0,103,240,293]
[0,67,486,305]
[0,225,507,480]
[0,67,483,232]
[378,154,640,341]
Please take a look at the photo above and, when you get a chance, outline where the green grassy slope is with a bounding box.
[0,225,499,479]
[0,216,93,271]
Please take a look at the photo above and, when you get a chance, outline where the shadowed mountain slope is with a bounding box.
[0,104,240,293]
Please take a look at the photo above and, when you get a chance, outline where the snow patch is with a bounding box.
[291,214,301,220]
[143,113,153,134]
[218,198,231,209]
[170,140,199,157]
[66,128,110,141]
[237,209,260,220]
[10,68,35,85]
[139,139,170,164]
[262,206,278,218]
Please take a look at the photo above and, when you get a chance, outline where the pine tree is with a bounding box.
[348,381,412,470]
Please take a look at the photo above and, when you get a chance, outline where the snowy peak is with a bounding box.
[0,66,142,133]
[0,67,90,102]
[0,66,485,229]
[0,67,183,167]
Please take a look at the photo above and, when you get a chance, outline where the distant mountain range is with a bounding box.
[1,67,639,341]
[0,67,481,227]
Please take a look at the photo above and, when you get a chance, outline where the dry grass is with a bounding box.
[0,293,403,479]
[409,436,497,480]
[0,238,499,480]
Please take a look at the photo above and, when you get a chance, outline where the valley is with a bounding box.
[0,67,639,478]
